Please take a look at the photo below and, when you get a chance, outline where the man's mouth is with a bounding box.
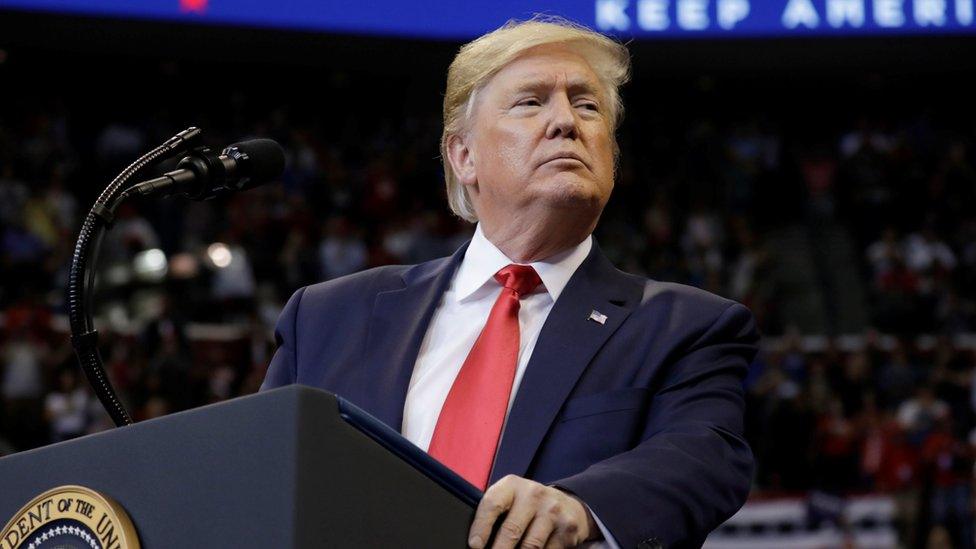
[540,152,588,169]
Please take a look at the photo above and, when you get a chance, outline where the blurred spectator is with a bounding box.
[318,215,367,280]
[866,226,903,284]
[43,368,91,442]
[898,385,949,446]
[0,165,30,226]
[0,304,49,449]
[878,341,919,409]
[815,397,859,492]
[101,203,160,263]
[904,226,957,288]
[211,235,258,312]
[920,416,974,549]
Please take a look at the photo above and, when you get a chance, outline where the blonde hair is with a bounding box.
[440,15,631,222]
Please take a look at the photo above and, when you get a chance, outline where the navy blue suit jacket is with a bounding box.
[261,239,759,549]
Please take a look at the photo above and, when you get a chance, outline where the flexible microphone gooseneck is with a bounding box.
[68,129,284,427]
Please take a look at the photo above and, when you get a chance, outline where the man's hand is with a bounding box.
[468,474,599,549]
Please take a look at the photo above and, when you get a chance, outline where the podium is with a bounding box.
[0,385,479,547]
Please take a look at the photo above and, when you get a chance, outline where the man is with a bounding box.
[262,16,759,549]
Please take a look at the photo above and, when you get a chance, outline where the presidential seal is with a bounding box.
[1,486,139,549]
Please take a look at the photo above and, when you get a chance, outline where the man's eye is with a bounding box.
[576,102,599,112]
[516,98,541,107]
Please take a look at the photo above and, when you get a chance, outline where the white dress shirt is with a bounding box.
[401,223,619,549]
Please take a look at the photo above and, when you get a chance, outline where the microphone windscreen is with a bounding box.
[226,138,286,183]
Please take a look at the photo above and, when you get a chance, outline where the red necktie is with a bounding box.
[427,264,543,489]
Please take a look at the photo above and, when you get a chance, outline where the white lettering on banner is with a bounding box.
[677,0,709,29]
[637,0,670,30]
[874,0,906,26]
[959,0,975,24]
[783,0,821,27]
[593,0,971,34]
[595,0,631,31]
[914,0,947,25]
[718,0,750,28]
[827,0,866,27]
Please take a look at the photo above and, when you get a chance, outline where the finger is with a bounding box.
[469,478,517,548]
[549,512,584,548]
[548,492,588,547]
[491,485,546,549]
[518,516,555,549]
[543,538,564,549]
[549,521,583,549]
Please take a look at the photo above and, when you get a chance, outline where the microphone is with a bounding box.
[129,138,285,200]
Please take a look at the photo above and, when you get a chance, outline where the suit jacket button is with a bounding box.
[637,538,663,549]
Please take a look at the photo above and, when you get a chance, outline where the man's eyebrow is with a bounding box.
[509,75,602,96]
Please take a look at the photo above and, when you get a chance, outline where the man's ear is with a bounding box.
[446,133,477,187]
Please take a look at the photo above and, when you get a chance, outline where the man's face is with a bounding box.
[453,43,615,230]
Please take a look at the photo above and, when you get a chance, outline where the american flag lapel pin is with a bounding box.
[588,310,608,325]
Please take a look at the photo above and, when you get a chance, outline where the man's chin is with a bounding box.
[533,176,607,209]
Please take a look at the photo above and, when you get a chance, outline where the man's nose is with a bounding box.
[545,95,578,140]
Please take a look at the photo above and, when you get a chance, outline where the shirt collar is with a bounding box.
[453,223,592,303]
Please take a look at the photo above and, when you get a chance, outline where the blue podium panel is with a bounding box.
[0,386,475,548]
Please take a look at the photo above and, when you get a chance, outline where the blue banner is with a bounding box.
[1,0,974,38]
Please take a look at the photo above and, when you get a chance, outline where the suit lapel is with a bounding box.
[357,243,468,431]
[490,241,644,483]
